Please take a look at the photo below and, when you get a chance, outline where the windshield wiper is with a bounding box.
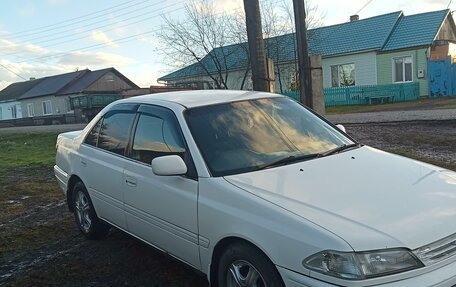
[257,153,321,171]
[321,143,360,157]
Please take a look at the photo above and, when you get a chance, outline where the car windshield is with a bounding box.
[185,97,355,176]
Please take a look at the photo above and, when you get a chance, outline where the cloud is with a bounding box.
[213,0,243,13]
[0,39,48,58]
[0,47,136,90]
[90,30,118,48]
[0,59,69,88]
[57,51,135,67]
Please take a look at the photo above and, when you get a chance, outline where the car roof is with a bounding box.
[120,90,284,108]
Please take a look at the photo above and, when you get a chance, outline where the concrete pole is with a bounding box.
[309,55,325,115]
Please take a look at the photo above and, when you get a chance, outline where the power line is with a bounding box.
[2,2,243,61]
[448,0,453,9]
[1,0,185,55]
[2,2,245,81]
[0,63,27,81]
[9,0,172,44]
[15,28,160,64]
[3,0,147,38]
[355,0,375,15]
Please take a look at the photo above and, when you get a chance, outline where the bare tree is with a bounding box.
[158,0,236,89]
[157,0,324,91]
[261,0,324,93]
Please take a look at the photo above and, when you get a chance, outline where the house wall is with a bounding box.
[20,95,73,117]
[0,101,22,120]
[322,52,378,88]
[165,53,378,93]
[165,63,299,93]
[377,48,429,97]
[86,71,134,91]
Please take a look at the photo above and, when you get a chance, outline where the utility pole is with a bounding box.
[293,0,313,108]
[243,0,269,92]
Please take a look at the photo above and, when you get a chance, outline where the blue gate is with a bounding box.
[428,57,456,97]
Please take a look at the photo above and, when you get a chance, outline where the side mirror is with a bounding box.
[152,155,187,176]
[336,124,346,133]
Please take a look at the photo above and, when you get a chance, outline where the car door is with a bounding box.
[79,104,137,229]
[122,104,200,268]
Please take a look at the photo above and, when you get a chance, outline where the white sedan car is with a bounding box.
[55,90,456,287]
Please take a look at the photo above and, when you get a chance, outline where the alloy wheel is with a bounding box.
[227,260,266,287]
[75,190,91,233]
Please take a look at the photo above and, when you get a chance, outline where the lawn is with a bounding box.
[0,132,58,173]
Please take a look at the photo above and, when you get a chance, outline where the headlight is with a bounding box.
[303,248,424,280]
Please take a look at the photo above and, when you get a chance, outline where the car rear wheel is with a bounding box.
[73,182,110,239]
[217,242,284,287]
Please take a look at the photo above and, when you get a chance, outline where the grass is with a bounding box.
[0,132,58,173]
[0,132,61,221]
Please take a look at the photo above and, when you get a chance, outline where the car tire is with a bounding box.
[217,242,285,287]
[72,181,110,239]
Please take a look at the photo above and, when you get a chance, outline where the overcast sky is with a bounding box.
[0,0,453,90]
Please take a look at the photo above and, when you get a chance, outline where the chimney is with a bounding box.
[350,15,359,22]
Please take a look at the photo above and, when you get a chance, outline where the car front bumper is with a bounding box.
[277,258,456,287]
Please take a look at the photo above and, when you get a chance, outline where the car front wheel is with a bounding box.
[217,242,285,287]
[72,182,110,239]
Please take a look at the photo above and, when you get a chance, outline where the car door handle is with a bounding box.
[80,160,87,167]
[125,177,137,187]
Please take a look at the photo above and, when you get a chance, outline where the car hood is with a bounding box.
[224,146,456,251]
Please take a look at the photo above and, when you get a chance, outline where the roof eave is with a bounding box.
[379,44,430,53]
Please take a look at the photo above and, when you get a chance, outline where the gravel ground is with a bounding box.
[327,108,456,124]
[0,120,455,287]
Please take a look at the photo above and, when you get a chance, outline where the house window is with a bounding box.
[393,56,413,83]
[27,103,35,117]
[0,107,2,120]
[331,63,356,87]
[11,105,17,119]
[42,100,52,115]
[65,99,72,113]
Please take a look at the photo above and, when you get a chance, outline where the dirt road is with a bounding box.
[1,120,455,287]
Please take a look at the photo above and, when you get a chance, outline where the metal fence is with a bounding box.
[283,82,420,107]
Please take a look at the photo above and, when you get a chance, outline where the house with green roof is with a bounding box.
[158,9,456,105]
[377,9,456,97]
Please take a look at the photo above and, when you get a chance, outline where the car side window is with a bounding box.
[97,112,135,156]
[84,118,102,146]
[132,113,186,165]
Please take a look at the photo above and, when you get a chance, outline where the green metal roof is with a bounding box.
[159,10,450,82]
[382,9,449,51]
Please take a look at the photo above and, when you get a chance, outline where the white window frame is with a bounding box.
[392,56,413,83]
[27,103,35,117]
[42,100,53,115]
[330,63,356,87]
